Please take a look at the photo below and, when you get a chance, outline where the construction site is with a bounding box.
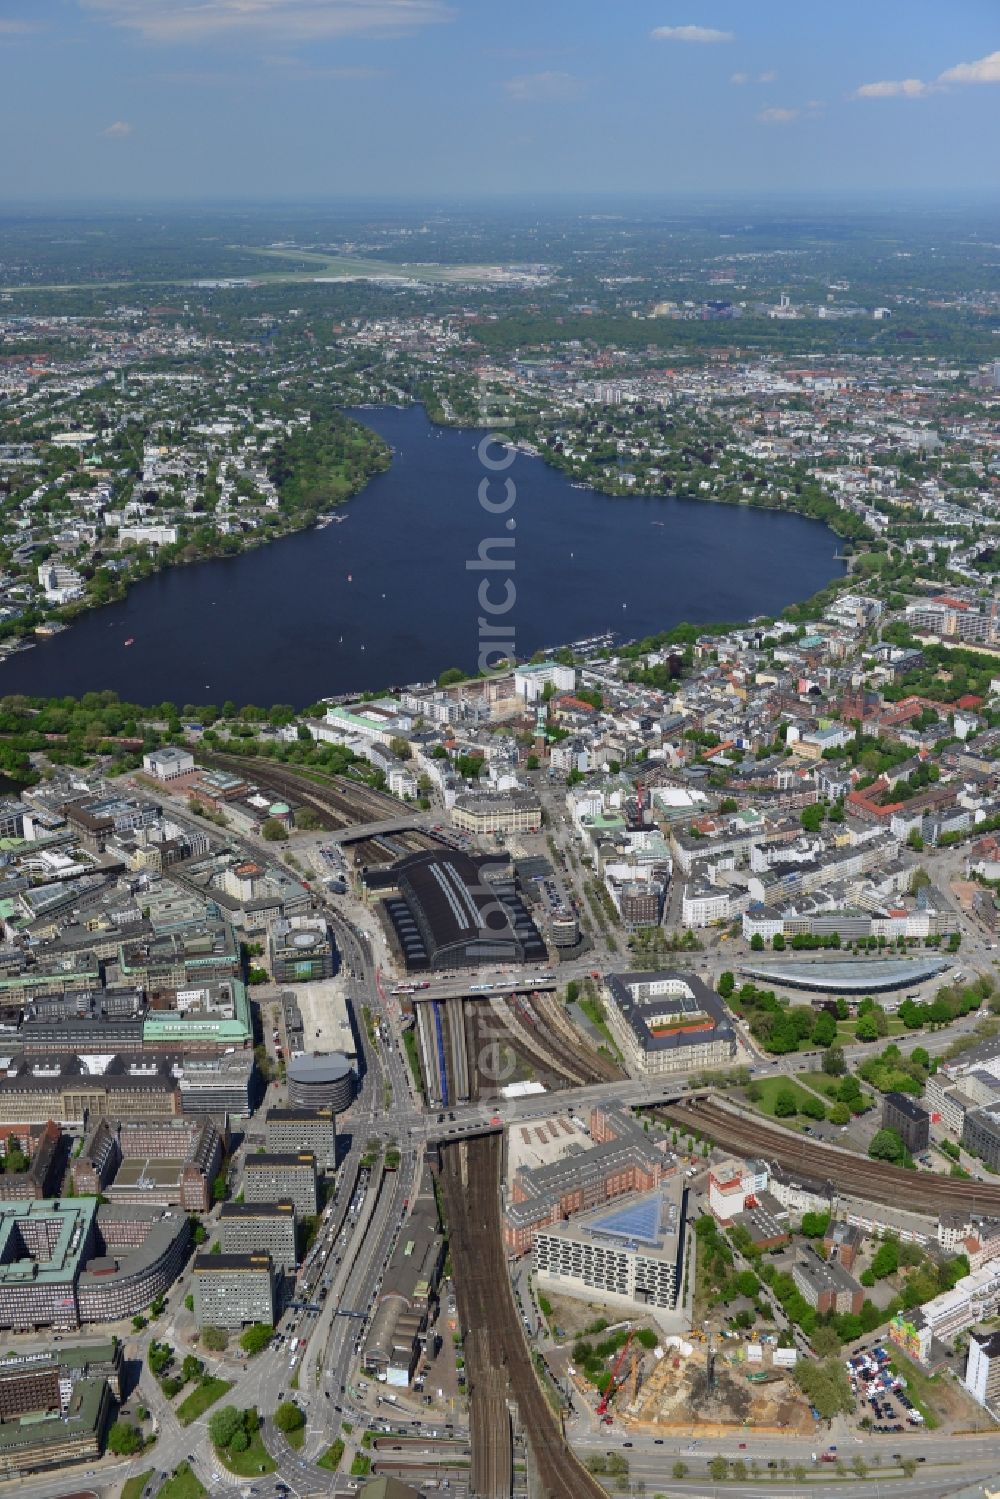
[571,1325,817,1440]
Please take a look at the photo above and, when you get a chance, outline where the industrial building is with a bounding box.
[192,1252,276,1330]
[363,1169,445,1386]
[533,1178,687,1318]
[219,1202,298,1273]
[603,970,736,1079]
[265,1107,337,1171]
[243,1153,318,1217]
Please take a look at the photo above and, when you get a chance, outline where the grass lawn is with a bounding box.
[886,1349,942,1430]
[216,1431,277,1477]
[176,1377,234,1426]
[317,1438,345,1472]
[796,1070,841,1097]
[122,1471,154,1499]
[748,1075,826,1119]
[286,1424,305,1450]
[579,996,616,1050]
[158,1465,207,1499]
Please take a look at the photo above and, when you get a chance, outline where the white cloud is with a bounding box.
[732,68,777,85]
[854,77,930,99]
[855,47,1000,100]
[757,106,798,124]
[503,70,584,102]
[101,120,134,138]
[79,0,453,44]
[651,24,734,44]
[0,19,40,33]
[939,49,1000,85]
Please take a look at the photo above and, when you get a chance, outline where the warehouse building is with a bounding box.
[363,1170,445,1386]
[243,1153,318,1217]
[265,1107,337,1171]
[192,1252,276,1330]
[219,1202,297,1273]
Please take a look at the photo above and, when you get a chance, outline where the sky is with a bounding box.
[1,0,999,201]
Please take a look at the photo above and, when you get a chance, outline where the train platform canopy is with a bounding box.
[737,956,950,995]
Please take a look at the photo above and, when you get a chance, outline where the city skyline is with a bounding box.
[1,0,998,200]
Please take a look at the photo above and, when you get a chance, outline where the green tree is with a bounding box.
[750,933,764,952]
[773,1088,797,1118]
[822,1044,846,1076]
[275,1401,305,1434]
[201,1326,228,1353]
[209,1405,243,1449]
[107,1421,144,1456]
[261,818,289,842]
[868,1128,905,1164]
[239,1324,274,1357]
[708,1456,729,1481]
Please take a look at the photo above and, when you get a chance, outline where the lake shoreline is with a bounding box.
[0,404,846,706]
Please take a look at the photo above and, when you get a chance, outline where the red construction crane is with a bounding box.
[596,1330,635,1417]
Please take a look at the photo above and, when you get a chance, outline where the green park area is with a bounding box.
[156,1465,207,1499]
[122,1473,154,1499]
[318,1438,345,1471]
[209,1406,276,1477]
[176,1376,234,1425]
[747,1074,826,1120]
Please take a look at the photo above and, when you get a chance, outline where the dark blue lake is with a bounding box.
[0,405,845,706]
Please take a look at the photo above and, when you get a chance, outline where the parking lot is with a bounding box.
[847,1344,925,1434]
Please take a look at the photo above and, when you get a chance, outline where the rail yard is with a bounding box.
[416,987,622,1106]
[439,1131,608,1499]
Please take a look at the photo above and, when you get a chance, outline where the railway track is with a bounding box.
[439,1133,608,1499]
[196,750,405,829]
[662,1098,1000,1217]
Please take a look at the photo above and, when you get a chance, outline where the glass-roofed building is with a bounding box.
[533,1176,687,1320]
